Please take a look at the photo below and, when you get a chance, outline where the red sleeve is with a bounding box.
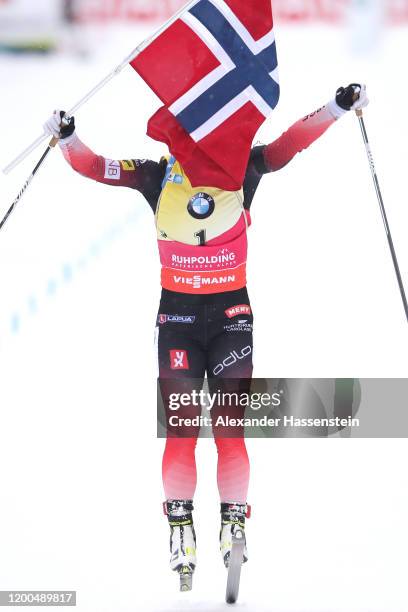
[58,133,166,211]
[59,133,155,189]
[263,101,345,172]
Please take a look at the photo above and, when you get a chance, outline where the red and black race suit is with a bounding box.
[59,102,341,501]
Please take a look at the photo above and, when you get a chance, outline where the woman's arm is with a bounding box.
[43,110,165,210]
[242,84,368,207]
[59,132,157,188]
[263,102,341,172]
[261,83,369,173]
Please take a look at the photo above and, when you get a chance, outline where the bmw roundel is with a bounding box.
[187,193,215,219]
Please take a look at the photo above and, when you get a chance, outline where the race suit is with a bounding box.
[59,101,343,503]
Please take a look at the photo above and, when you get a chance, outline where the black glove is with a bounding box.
[59,111,75,139]
[43,110,75,139]
[335,83,368,111]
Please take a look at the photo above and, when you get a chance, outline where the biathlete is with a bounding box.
[44,82,368,588]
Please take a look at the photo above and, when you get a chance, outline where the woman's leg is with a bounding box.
[207,334,253,504]
[213,437,250,504]
[162,437,198,500]
[207,304,253,567]
[157,316,206,583]
[156,310,206,493]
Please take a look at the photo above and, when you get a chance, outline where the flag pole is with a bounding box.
[2,0,200,175]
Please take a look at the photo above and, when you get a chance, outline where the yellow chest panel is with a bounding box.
[156,158,245,245]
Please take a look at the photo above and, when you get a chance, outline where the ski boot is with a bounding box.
[164,499,196,592]
[220,502,251,568]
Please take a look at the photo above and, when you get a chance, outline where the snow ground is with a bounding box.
[0,21,407,612]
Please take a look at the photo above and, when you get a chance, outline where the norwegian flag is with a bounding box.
[131,0,279,190]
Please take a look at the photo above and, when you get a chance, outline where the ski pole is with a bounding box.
[2,0,200,175]
[355,109,408,323]
[0,137,59,232]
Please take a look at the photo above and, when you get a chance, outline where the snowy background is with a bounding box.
[0,2,407,611]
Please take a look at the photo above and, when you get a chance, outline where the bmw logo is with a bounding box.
[187,193,215,219]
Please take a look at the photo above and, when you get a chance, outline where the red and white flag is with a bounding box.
[131,0,279,190]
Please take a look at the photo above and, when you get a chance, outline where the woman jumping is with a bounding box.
[44,82,368,589]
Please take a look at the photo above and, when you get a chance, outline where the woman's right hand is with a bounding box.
[43,110,75,140]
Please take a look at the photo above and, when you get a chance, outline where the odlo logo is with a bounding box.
[213,346,252,376]
[170,350,189,370]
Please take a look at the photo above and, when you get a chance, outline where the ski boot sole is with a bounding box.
[179,567,193,592]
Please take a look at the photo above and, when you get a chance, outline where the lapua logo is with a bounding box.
[159,314,196,324]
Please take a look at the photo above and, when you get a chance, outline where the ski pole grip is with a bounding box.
[49,136,60,148]
[61,114,72,127]
[355,109,363,118]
